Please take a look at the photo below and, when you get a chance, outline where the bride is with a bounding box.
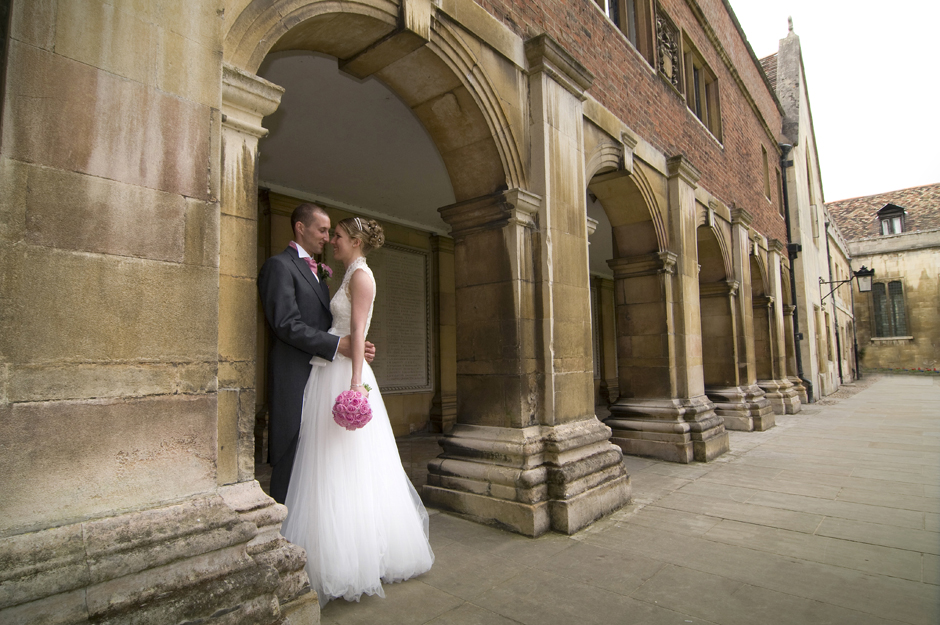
[281,216,434,606]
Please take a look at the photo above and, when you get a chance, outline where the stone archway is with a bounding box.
[219,0,630,537]
[586,160,727,464]
[698,225,773,431]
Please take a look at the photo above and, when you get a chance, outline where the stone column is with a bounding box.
[756,241,801,414]
[429,235,457,433]
[218,65,317,619]
[219,64,284,484]
[595,276,620,404]
[729,208,774,426]
[783,304,808,403]
[701,280,774,431]
[425,35,630,536]
[605,249,729,462]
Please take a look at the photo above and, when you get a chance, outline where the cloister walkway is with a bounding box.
[323,374,939,625]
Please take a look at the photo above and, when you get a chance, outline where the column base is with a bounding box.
[706,385,775,431]
[758,379,802,414]
[423,419,631,536]
[0,482,299,625]
[788,376,809,404]
[605,396,729,463]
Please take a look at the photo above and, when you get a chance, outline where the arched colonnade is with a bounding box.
[218,0,801,538]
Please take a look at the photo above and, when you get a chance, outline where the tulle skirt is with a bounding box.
[280,352,434,606]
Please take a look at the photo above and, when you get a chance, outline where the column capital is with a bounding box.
[429,234,455,253]
[525,34,594,100]
[783,304,796,316]
[699,279,739,298]
[768,238,787,256]
[752,294,774,309]
[439,189,542,237]
[222,64,284,138]
[730,207,754,227]
[666,155,701,187]
[608,251,678,278]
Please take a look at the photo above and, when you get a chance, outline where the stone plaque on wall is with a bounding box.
[363,244,432,393]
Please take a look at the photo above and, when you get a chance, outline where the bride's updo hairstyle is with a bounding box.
[338,217,385,255]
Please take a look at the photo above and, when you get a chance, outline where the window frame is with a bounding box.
[594,0,655,66]
[870,279,911,338]
[680,35,722,140]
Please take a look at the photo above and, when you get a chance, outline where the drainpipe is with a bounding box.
[779,144,813,403]
[824,220,844,385]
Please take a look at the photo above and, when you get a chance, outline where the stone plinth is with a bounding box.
[705,384,775,431]
[607,396,729,463]
[0,482,313,625]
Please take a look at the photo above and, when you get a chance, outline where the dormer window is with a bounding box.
[878,204,905,235]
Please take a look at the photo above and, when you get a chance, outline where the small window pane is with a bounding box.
[888,281,907,336]
[872,282,888,337]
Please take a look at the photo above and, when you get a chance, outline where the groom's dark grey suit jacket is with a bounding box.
[258,246,339,472]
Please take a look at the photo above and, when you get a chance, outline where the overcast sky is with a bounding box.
[728,0,940,203]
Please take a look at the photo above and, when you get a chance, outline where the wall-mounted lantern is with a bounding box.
[820,265,875,302]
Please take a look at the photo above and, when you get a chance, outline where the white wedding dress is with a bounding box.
[281,256,434,606]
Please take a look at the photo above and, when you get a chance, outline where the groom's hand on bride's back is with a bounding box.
[337,335,376,363]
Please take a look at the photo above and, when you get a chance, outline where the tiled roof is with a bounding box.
[826,182,940,241]
[759,53,777,91]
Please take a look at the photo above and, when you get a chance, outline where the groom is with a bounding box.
[258,203,374,504]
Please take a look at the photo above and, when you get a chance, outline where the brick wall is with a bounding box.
[476,0,787,242]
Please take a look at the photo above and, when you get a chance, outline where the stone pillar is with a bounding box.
[756,241,801,414]
[699,280,774,431]
[425,36,630,536]
[729,208,774,426]
[218,64,317,621]
[219,64,284,484]
[429,235,457,433]
[605,251,729,462]
[783,304,809,403]
[595,276,620,404]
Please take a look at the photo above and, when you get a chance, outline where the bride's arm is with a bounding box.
[348,268,375,394]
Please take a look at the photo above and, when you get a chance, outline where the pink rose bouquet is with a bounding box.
[332,389,373,430]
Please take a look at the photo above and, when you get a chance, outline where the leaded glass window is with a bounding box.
[872,281,908,337]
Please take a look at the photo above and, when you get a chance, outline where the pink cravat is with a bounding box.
[289,241,318,276]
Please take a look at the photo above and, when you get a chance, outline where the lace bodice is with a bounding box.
[329,256,375,339]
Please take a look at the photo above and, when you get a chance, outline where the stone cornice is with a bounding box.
[525,34,594,100]
[767,238,787,255]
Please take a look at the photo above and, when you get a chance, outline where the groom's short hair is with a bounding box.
[291,203,328,232]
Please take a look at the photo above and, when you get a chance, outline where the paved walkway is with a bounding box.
[321,375,940,625]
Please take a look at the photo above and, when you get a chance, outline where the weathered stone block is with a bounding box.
[219,275,258,362]
[155,26,224,108]
[0,395,217,535]
[3,42,211,200]
[220,213,258,278]
[25,165,186,262]
[2,247,218,364]
[55,0,156,85]
[185,198,221,268]
[10,0,56,50]
[0,158,27,243]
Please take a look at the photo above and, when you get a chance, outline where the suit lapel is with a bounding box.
[287,248,331,311]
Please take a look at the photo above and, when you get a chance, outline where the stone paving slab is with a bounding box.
[320,375,940,624]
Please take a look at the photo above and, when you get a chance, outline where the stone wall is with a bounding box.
[850,230,940,372]
[472,0,786,242]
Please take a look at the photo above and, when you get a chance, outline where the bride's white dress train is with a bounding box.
[281,257,434,606]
